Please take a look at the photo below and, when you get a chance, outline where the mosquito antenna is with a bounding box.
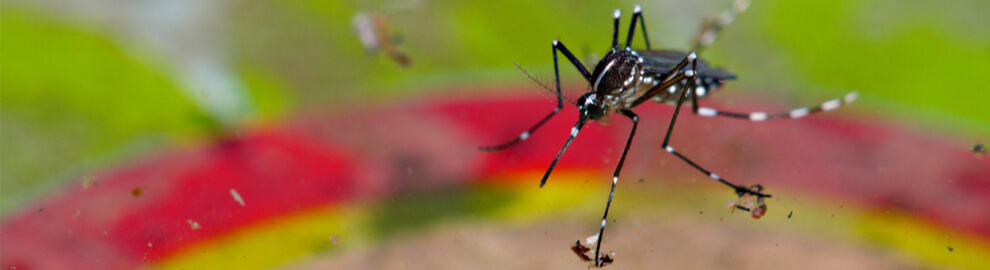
[514,62,578,106]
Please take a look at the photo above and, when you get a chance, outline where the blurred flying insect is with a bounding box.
[974,143,987,156]
[480,0,856,267]
[353,11,411,67]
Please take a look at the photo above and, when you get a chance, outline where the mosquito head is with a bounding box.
[590,49,643,97]
[577,92,606,120]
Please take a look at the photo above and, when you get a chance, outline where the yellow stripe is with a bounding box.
[154,205,372,270]
[857,210,990,269]
[152,173,990,269]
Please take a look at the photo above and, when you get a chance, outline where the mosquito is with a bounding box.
[480,0,856,267]
[353,11,411,67]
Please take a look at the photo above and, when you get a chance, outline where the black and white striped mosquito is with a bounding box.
[481,1,856,267]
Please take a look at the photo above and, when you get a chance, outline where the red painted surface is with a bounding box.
[3,93,988,269]
[2,130,357,269]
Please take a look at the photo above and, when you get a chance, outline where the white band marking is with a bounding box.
[710,173,721,180]
[594,60,616,91]
[822,99,841,111]
[749,112,768,121]
[518,131,530,141]
[698,107,718,117]
[789,108,809,118]
[571,127,579,136]
[844,91,858,103]
[665,146,675,153]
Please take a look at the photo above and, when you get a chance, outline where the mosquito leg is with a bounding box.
[553,40,594,82]
[592,109,638,267]
[625,5,651,49]
[611,9,621,48]
[540,118,588,187]
[691,0,750,53]
[662,59,770,198]
[480,40,591,151]
[478,107,561,151]
[692,91,858,121]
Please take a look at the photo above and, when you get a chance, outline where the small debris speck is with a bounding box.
[571,241,592,262]
[751,204,767,219]
[230,189,246,206]
[948,246,954,252]
[330,235,339,245]
[187,220,201,230]
[131,188,143,197]
[787,211,793,219]
[38,208,43,212]
[637,178,644,183]
[148,242,153,247]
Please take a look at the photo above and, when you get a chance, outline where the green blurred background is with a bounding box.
[2,0,988,218]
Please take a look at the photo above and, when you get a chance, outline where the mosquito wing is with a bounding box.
[635,49,736,104]
[636,50,736,80]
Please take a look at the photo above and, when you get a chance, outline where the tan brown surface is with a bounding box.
[285,217,919,270]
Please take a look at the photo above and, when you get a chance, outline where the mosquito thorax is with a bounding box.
[590,48,644,98]
[577,93,606,120]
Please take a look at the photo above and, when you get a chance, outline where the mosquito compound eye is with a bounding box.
[576,93,605,120]
[586,105,605,120]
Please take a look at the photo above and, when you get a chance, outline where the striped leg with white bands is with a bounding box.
[539,119,587,188]
[663,146,767,197]
[661,59,771,199]
[692,0,751,53]
[693,91,858,121]
[592,110,638,267]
